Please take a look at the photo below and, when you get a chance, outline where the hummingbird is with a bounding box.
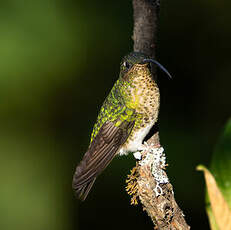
[72,52,171,201]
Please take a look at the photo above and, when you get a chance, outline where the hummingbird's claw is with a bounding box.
[137,142,149,152]
[133,142,150,160]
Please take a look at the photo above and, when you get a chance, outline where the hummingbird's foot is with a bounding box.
[133,142,151,160]
[137,141,149,151]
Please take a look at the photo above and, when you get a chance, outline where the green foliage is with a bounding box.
[200,119,231,229]
[210,118,231,207]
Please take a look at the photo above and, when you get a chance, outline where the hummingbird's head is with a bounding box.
[119,52,172,80]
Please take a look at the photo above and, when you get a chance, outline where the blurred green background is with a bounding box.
[0,0,231,229]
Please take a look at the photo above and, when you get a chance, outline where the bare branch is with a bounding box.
[133,0,160,58]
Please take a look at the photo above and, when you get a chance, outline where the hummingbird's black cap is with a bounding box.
[122,52,172,79]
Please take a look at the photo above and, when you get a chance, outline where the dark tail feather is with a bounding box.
[72,172,96,201]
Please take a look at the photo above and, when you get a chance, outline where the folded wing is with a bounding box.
[72,120,135,200]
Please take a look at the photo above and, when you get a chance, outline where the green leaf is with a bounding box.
[197,119,231,230]
[197,165,231,230]
[210,118,231,208]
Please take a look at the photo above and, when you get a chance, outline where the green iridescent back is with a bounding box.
[90,79,136,143]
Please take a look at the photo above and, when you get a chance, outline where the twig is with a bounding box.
[127,1,191,229]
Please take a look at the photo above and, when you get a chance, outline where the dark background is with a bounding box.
[1,0,231,229]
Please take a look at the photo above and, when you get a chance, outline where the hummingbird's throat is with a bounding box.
[122,65,158,114]
[132,64,150,74]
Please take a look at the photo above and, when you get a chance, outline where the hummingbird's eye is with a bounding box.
[123,61,130,70]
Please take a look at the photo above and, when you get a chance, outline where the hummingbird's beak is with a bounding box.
[142,59,172,79]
